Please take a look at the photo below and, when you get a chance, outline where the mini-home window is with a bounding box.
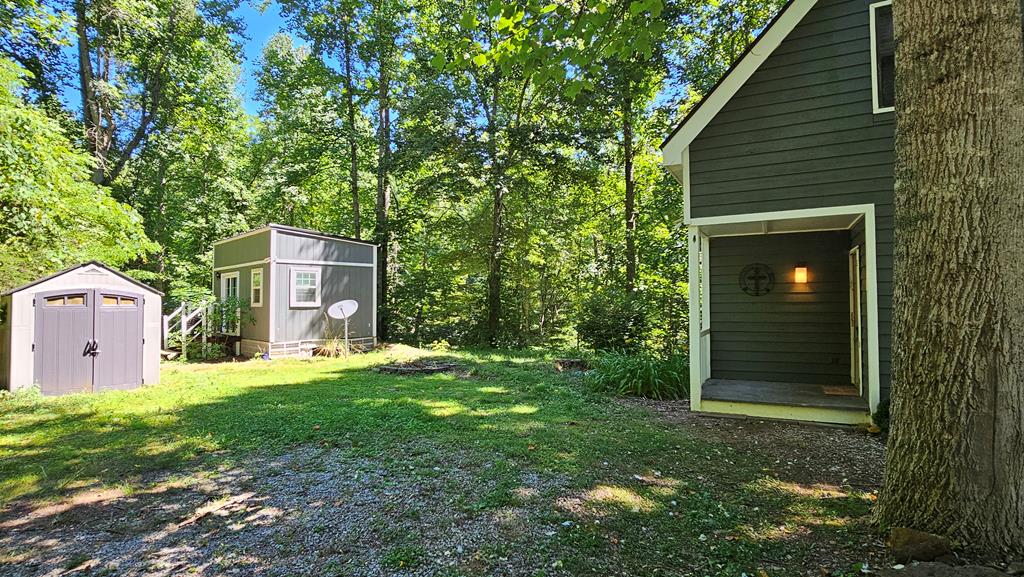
[871,1,895,113]
[289,267,321,308]
[251,269,264,307]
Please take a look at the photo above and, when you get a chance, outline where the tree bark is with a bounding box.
[623,82,637,291]
[876,0,1024,554]
[73,0,105,184]
[485,75,504,347]
[343,20,360,239]
[375,65,392,342]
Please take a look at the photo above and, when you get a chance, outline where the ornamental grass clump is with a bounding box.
[586,351,689,400]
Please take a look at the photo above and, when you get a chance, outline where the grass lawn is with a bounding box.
[0,346,882,576]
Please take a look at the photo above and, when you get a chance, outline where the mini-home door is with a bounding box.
[33,289,144,395]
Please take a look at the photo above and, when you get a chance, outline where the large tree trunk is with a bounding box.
[623,84,637,291]
[344,21,360,239]
[73,0,105,184]
[485,78,504,347]
[876,0,1024,553]
[375,67,393,342]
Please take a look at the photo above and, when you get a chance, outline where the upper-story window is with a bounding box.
[871,1,895,113]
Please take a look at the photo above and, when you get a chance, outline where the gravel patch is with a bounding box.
[0,444,572,577]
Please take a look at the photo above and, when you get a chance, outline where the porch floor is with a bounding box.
[702,379,868,411]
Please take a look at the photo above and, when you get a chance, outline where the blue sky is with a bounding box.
[234,1,292,114]
[57,1,294,116]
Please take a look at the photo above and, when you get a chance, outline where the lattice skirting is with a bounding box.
[240,338,376,359]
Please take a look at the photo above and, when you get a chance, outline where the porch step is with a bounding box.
[702,378,868,411]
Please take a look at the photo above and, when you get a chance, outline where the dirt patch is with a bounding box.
[621,397,887,489]
[376,360,465,376]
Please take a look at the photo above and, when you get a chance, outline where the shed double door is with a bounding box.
[34,289,144,395]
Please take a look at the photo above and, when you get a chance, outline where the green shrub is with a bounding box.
[576,288,649,352]
[586,351,689,400]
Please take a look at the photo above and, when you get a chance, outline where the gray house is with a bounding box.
[212,224,377,357]
[661,0,894,424]
[0,262,162,395]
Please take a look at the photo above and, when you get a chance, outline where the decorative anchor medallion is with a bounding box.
[739,263,775,296]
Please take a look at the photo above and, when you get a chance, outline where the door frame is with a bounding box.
[687,204,881,416]
[220,271,240,336]
[848,245,863,393]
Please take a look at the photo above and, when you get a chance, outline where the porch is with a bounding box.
[687,205,880,425]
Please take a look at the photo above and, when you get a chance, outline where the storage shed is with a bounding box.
[212,224,377,357]
[0,262,162,395]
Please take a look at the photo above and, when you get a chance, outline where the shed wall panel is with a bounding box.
[214,230,271,269]
[213,264,271,342]
[274,231,375,264]
[272,263,375,343]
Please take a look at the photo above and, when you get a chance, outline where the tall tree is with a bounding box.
[72,0,241,186]
[876,1,1024,553]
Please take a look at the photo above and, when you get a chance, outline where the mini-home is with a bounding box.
[661,0,895,424]
[212,224,378,357]
[0,262,162,395]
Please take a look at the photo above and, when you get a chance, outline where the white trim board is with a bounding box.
[869,0,895,114]
[275,259,374,268]
[687,204,882,418]
[213,258,270,272]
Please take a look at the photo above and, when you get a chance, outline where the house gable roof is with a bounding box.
[2,261,164,297]
[661,0,818,158]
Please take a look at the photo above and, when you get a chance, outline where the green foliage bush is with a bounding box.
[586,351,689,400]
[576,288,650,352]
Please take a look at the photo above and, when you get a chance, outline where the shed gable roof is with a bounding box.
[1,261,163,296]
[213,224,378,248]
[661,0,817,158]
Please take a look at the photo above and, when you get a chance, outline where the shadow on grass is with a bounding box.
[0,351,883,576]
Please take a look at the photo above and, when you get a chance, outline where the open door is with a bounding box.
[848,246,863,394]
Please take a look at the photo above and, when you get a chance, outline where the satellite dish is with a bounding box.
[327,299,359,320]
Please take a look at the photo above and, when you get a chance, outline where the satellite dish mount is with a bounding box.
[327,299,359,354]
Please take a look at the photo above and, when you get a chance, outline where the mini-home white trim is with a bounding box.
[869,0,895,114]
[687,204,881,417]
[372,248,378,340]
[220,271,241,337]
[268,228,276,341]
[213,258,270,272]
[250,268,264,308]
[289,266,321,308]
[276,259,374,268]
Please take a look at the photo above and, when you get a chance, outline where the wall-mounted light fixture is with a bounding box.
[794,264,808,284]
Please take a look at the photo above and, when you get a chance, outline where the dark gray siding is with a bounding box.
[272,263,374,343]
[688,0,894,400]
[275,230,375,264]
[709,231,852,385]
[213,264,271,342]
[214,230,271,269]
